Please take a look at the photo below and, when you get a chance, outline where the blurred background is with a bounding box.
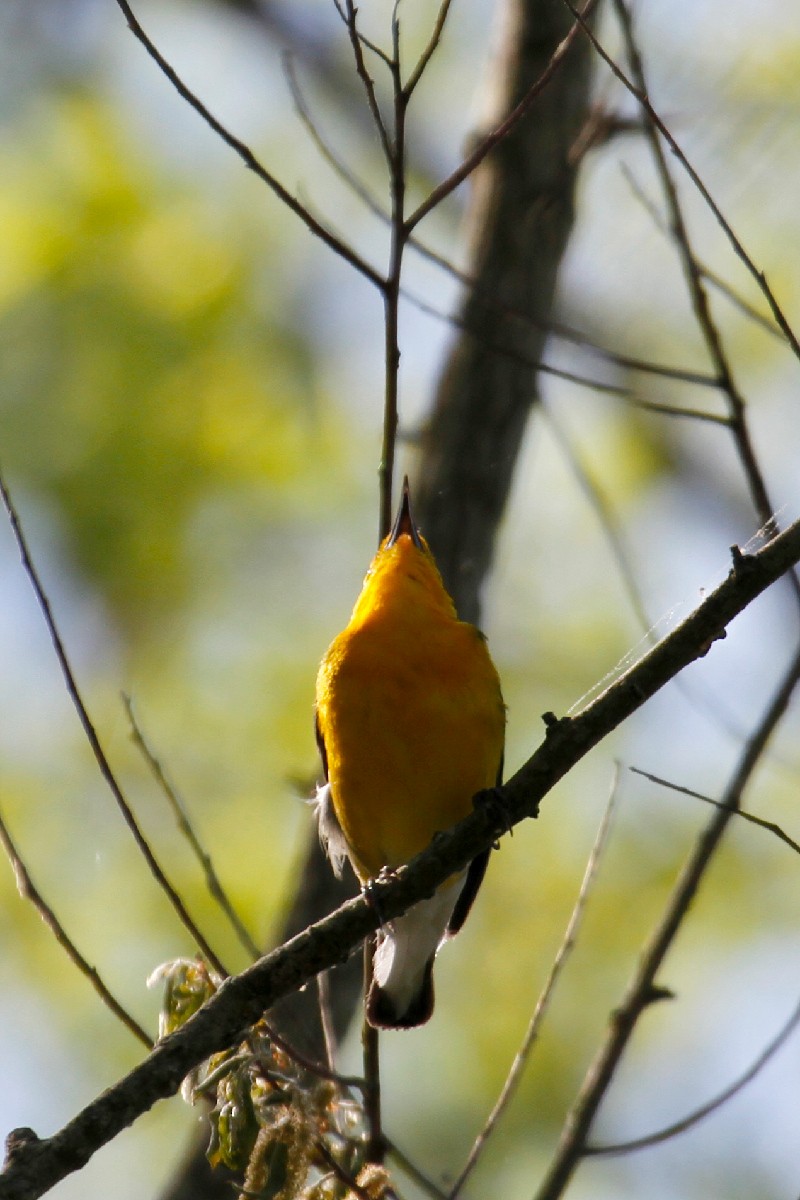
[1,1,799,1197]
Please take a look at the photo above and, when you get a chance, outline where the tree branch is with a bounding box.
[561,0,800,363]
[4,519,800,1200]
[0,474,229,981]
[584,996,800,1157]
[533,632,800,1200]
[112,0,384,291]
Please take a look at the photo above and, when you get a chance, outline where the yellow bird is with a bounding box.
[314,479,505,1029]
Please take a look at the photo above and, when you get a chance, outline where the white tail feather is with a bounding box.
[372,877,464,1021]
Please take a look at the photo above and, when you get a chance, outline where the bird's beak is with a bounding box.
[387,476,424,549]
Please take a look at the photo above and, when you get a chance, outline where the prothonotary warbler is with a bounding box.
[314,478,505,1029]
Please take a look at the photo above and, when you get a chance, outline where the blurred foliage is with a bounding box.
[0,90,339,638]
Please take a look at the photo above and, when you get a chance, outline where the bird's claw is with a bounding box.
[362,867,399,923]
[473,785,513,841]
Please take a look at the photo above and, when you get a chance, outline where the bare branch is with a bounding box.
[449,767,619,1198]
[342,0,393,166]
[541,405,654,636]
[630,766,800,857]
[584,997,800,1156]
[609,0,787,555]
[401,285,681,407]
[123,695,261,962]
[406,0,600,234]
[385,1135,450,1200]
[315,971,338,1072]
[532,638,800,1200]
[4,517,800,1200]
[405,228,727,391]
[331,0,393,69]
[561,0,800,363]
[0,472,229,981]
[403,0,455,98]
[362,942,384,1163]
[112,0,384,291]
[315,1140,381,1200]
[0,807,152,1049]
[283,53,384,221]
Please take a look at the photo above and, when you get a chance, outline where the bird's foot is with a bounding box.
[362,866,399,923]
[473,785,514,840]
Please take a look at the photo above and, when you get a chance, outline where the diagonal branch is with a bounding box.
[0,808,152,1049]
[532,636,800,1200]
[123,696,261,963]
[406,0,598,233]
[630,766,800,857]
[584,996,800,1157]
[4,518,800,1200]
[112,0,384,291]
[610,0,789,560]
[448,767,620,1198]
[561,0,800,362]
[403,0,456,98]
[0,473,229,981]
[341,0,393,165]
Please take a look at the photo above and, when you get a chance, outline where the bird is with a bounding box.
[314,478,505,1029]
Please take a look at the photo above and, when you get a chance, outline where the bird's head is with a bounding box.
[351,477,456,623]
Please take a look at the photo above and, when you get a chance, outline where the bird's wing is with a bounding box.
[446,754,504,936]
[313,713,350,877]
[315,712,329,780]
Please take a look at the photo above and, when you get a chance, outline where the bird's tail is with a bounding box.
[366,878,464,1030]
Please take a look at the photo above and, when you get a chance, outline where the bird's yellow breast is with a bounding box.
[315,534,505,881]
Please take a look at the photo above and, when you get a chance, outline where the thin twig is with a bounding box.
[449,767,620,1199]
[619,164,783,341]
[112,0,384,291]
[315,1144,366,1200]
[533,641,800,1200]
[609,0,786,556]
[261,1020,365,1091]
[561,0,800,362]
[385,1135,449,1200]
[403,0,455,97]
[630,766,800,856]
[331,0,393,69]
[0,471,229,980]
[585,996,800,1156]
[0,807,152,1048]
[403,286,724,413]
[316,971,339,1073]
[405,227,727,389]
[406,0,599,233]
[377,5,409,540]
[283,52,384,222]
[343,0,393,166]
[702,266,785,340]
[540,405,654,638]
[123,694,261,962]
